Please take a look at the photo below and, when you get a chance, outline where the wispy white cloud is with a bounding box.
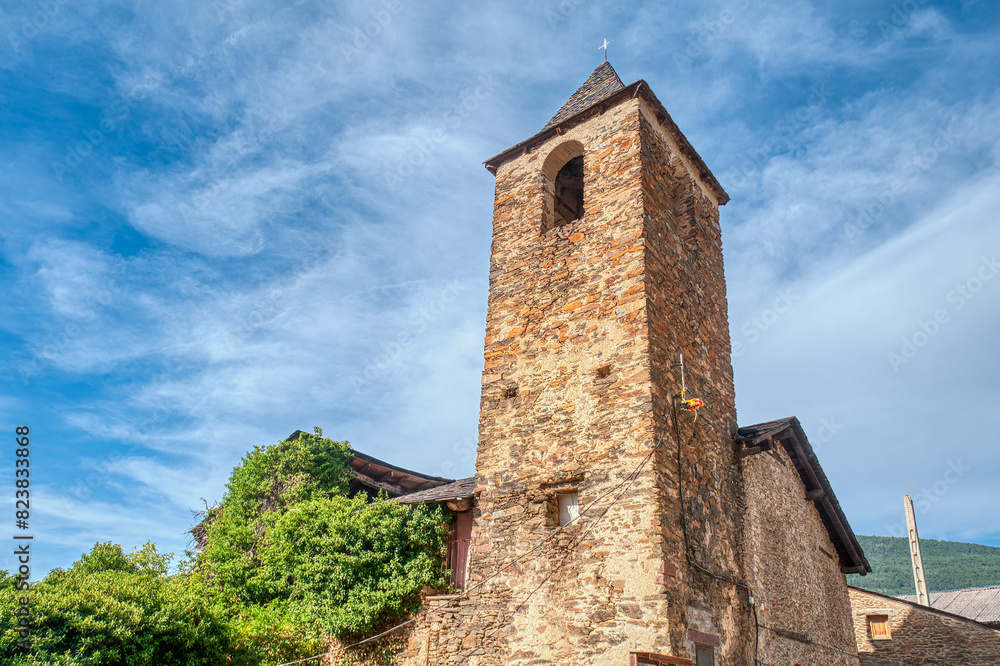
[736,170,1000,540]
[125,160,331,257]
[2,0,999,577]
[25,239,116,319]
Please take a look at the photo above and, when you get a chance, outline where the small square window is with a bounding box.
[557,492,579,526]
[694,645,714,666]
[867,614,891,640]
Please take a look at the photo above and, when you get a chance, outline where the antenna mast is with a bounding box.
[904,495,931,606]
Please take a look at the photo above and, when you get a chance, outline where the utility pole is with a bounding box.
[904,495,930,606]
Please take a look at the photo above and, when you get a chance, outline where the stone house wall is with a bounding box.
[742,442,861,665]
[849,586,1000,665]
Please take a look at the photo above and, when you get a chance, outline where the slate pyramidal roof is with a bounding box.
[484,62,729,205]
[543,60,626,129]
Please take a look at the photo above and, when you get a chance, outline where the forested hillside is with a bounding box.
[847,535,1000,596]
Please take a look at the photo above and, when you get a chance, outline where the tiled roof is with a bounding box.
[348,449,453,488]
[899,586,1000,625]
[396,476,476,504]
[286,432,454,497]
[737,417,871,575]
[543,61,625,130]
[736,418,796,443]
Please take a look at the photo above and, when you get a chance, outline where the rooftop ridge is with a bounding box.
[898,584,1000,595]
[543,61,625,130]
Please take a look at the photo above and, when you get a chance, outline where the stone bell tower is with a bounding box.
[416,63,750,665]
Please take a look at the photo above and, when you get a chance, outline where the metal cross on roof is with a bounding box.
[599,38,613,61]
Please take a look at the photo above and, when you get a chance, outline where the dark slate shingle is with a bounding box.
[396,476,476,504]
[543,61,625,130]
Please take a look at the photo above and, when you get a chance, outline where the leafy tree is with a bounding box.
[195,431,357,604]
[848,535,1000,596]
[0,542,246,666]
[260,495,451,637]
[1,570,17,592]
[0,431,452,664]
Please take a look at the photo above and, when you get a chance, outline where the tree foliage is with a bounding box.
[194,431,358,606]
[0,542,245,665]
[847,535,1000,596]
[260,496,450,636]
[0,431,452,664]
[195,431,451,656]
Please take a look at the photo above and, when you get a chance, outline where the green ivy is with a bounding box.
[195,430,451,657]
[260,496,451,637]
[192,431,357,607]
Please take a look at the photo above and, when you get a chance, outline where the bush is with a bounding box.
[0,431,452,664]
[194,432,356,605]
[261,495,450,637]
[194,431,451,655]
[0,542,246,666]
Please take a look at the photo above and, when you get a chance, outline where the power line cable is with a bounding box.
[671,395,758,666]
[272,424,672,666]
[277,392,765,666]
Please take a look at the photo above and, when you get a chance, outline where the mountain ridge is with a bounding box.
[846,535,1000,597]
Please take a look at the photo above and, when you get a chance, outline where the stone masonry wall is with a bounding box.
[849,587,1000,665]
[460,97,664,665]
[396,92,747,665]
[742,443,860,666]
[391,89,864,666]
[638,102,752,665]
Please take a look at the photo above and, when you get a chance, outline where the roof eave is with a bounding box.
[483,79,729,206]
[737,418,871,575]
[349,449,454,486]
[395,477,477,505]
[784,418,872,574]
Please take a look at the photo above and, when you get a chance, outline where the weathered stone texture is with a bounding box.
[394,94,753,665]
[638,100,751,665]
[849,587,1000,665]
[386,85,866,666]
[742,441,860,665]
[463,97,673,665]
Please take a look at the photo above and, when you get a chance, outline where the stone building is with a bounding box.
[376,62,874,666]
[849,586,1000,664]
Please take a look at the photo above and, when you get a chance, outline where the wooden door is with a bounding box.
[448,510,473,591]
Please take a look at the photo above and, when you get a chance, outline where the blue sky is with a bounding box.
[1,0,998,578]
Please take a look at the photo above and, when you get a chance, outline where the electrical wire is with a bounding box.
[502,440,658,622]
[671,395,759,666]
[757,623,858,658]
[276,387,778,666]
[271,425,672,666]
[277,394,767,666]
[671,396,749,594]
